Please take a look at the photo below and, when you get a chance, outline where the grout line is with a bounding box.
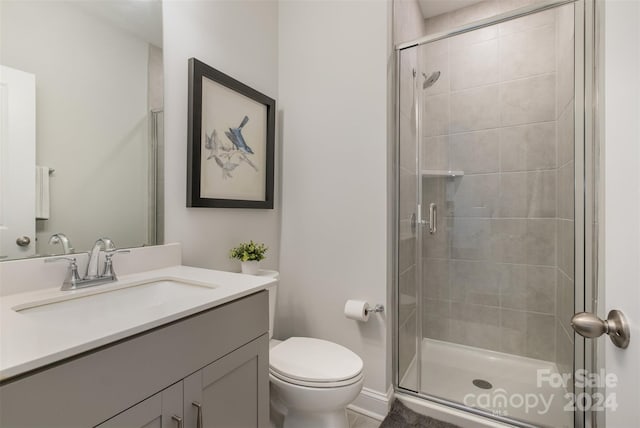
[423,117,559,139]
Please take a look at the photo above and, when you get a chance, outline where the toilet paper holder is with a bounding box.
[365,304,385,315]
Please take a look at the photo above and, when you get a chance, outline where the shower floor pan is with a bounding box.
[401,338,572,428]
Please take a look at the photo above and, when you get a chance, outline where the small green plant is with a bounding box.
[229,241,268,262]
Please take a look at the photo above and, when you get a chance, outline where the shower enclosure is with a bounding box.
[394,1,596,427]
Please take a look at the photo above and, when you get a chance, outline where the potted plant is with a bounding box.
[229,241,268,275]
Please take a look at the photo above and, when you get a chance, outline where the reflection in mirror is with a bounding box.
[0,0,164,261]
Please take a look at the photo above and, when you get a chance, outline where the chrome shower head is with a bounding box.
[422,71,441,89]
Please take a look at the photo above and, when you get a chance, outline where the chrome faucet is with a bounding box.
[46,237,130,290]
[48,233,74,254]
[85,238,115,279]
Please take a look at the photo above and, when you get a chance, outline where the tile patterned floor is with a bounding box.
[347,409,382,428]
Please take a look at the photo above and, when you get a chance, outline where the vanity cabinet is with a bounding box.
[97,382,183,428]
[0,291,269,428]
[183,337,269,428]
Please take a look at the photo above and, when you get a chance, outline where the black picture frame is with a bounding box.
[187,58,275,209]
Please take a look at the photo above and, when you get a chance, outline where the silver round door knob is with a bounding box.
[16,236,31,247]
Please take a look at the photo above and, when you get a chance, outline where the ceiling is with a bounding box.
[417,0,486,18]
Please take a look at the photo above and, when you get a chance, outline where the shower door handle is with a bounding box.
[412,204,437,235]
[571,310,630,349]
[428,203,436,234]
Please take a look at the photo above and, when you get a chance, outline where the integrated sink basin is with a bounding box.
[13,278,218,319]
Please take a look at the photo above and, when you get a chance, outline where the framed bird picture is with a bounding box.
[187,58,275,208]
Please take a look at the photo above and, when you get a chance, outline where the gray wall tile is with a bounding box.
[498,6,555,35]
[526,169,557,218]
[555,268,574,335]
[499,264,556,313]
[399,311,417,380]
[557,161,574,220]
[501,310,555,360]
[399,264,417,325]
[556,42,574,114]
[450,260,500,306]
[399,235,416,273]
[399,167,417,220]
[451,85,500,133]
[498,172,528,217]
[450,39,499,90]
[500,122,557,172]
[500,74,556,126]
[400,112,417,171]
[423,298,451,341]
[450,25,498,50]
[451,174,499,217]
[557,104,574,166]
[424,93,450,137]
[450,302,501,351]
[422,136,449,170]
[557,218,574,279]
[490,219,528,263]
[451,218,492,260]
[500,24,556,81]
[525,219,556,266]
[555,320,574,390]
[423,258,449,300]
[423,215,450,259]
[449,129,500,173]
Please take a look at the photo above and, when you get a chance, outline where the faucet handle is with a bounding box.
[45,256,82,290]
[102,249,130,280]
[45,256,76,263]
[104,249,131,260]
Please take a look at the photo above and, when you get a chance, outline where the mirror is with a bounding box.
[0,0,164,261]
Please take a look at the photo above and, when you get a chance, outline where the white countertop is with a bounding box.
[0,265,276,382]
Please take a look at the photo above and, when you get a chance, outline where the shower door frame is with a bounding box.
[392,1,600,427]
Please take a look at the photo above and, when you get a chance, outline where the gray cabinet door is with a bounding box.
[96,382,183,428]
[183,334,269,428]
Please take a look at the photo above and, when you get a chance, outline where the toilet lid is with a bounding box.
[270,337,363,383]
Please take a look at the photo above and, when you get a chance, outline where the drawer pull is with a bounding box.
[171,415,183,428]
[192,402,203,428]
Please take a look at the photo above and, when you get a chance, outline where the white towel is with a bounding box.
[35,166,50,220]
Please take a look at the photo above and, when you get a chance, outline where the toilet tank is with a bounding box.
[256,270,279,340]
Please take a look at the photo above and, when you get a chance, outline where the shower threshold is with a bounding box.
[401,338,573,428]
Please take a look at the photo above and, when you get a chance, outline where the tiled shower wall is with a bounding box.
[419,2,575,364]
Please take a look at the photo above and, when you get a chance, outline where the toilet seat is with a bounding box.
[269,337,363,388]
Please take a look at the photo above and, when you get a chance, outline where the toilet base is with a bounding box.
[269,373,363,428]
[282,408,348,428]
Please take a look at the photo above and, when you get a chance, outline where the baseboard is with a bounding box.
[347,386,394,421]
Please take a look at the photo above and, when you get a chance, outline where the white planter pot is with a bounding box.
[241,260,260,275]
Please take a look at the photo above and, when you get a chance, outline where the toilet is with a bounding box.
[259,270,364,428]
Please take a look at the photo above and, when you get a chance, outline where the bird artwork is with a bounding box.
[225,116,254,154]
[205,115,259,179]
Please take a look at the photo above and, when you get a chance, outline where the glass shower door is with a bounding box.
[397,3,581,427]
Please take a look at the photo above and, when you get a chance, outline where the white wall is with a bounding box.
[0,1,150,254]
[278,0,390,404]
[163,0,280,272]
[603,0,640,426]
